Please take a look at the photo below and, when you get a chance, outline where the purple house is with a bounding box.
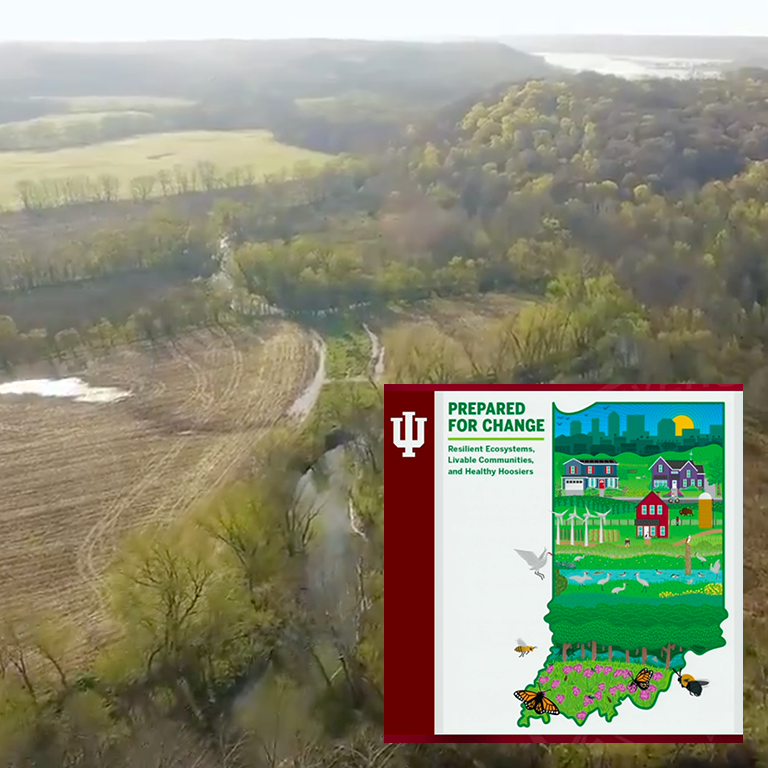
[649,458,706,493]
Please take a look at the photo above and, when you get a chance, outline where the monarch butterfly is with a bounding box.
[515,688,560,716]
[627,667,653,692]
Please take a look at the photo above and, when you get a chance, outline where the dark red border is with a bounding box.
[385,384,743,392]
[386,735,742,744]
[383,384,742,744]
[384,389,436,736]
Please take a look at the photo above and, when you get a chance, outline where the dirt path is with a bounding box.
[672,529,722,546]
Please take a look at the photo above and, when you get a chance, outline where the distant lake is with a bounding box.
[536,52,731,80]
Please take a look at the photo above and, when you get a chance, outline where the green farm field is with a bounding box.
[0,110,152,131]
[61,96,196,112]
[26,95,197,113]
[0,129,332,208]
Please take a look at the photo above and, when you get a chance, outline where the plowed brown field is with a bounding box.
[0,322,315,629]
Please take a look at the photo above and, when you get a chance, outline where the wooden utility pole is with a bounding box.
[684,535,692,576]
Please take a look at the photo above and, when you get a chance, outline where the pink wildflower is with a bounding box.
[649,685,657,693]
[598,683,606,691]
[572,686,581,696]
[584,669,594,679]
[604,666,613,674]
[551,679,560,689]
[547,665,554,674]
[618,684,626,692]
[563,665,572,674]
[556,694,565,704]
[608,686,617,695]
[539,676,549,685]
[653,672,663,681]
[595,665,603,673]
[640,690,651,701]
[594,691,603,700]
[575,664,583,672]
[577,711,587,721]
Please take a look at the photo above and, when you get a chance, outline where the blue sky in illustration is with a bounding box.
[553,402,724,438]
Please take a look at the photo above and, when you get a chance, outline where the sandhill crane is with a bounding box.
[598,572,611,590]
[567,511,582,546]
[553,510,568,545]
[595,509,611,544]
[635,572,649,592]
[515,548,553,580]
[569,571,592,585]
[574,554,585,562]
[710,559,721,579]
[611,583,626,594]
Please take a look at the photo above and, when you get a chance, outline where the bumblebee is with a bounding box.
[514,638,536,658]
[673,668,710,697]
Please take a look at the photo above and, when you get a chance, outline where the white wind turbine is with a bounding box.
[582,507,595,547]
[595,508,611,544]
[567,510,582,546]
[553,509,568,546]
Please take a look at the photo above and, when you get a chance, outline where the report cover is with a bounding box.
[384,385,743,743]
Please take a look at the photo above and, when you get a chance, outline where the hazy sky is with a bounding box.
[1,0,767,41]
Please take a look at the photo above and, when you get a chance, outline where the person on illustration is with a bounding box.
[514,548,553,580]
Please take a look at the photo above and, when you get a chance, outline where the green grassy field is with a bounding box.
[554,444,724,497]
[55,96,197,112]
[1,110,153,131]
[0,129,332,208]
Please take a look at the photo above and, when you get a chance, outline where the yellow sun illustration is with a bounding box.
[672,414,695,436]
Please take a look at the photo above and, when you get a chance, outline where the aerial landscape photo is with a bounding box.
[0,0,762,763]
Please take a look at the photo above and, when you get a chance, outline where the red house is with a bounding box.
[635,492,669,539]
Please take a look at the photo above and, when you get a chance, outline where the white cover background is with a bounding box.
[434,390,743,736]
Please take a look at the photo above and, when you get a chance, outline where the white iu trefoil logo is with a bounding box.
[391,411,427,457]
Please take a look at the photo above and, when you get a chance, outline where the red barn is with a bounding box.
[635,491,669,539]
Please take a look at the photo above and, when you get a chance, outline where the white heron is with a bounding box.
[695,552,707,563]
[611,583,626,594]
[710,559,721,579]
[574,554,585,562]
[553,509,568,546]
[514,548,553,580]
[635,572,650,592]
[595,509,611,544]
[567,510,582,546]
[598,572,611,590]
[569,571,592,585]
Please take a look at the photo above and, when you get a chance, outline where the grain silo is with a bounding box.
[698,491,713,529]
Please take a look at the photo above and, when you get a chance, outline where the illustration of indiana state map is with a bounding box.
[523,400,738,733]
[433,388,743,738]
